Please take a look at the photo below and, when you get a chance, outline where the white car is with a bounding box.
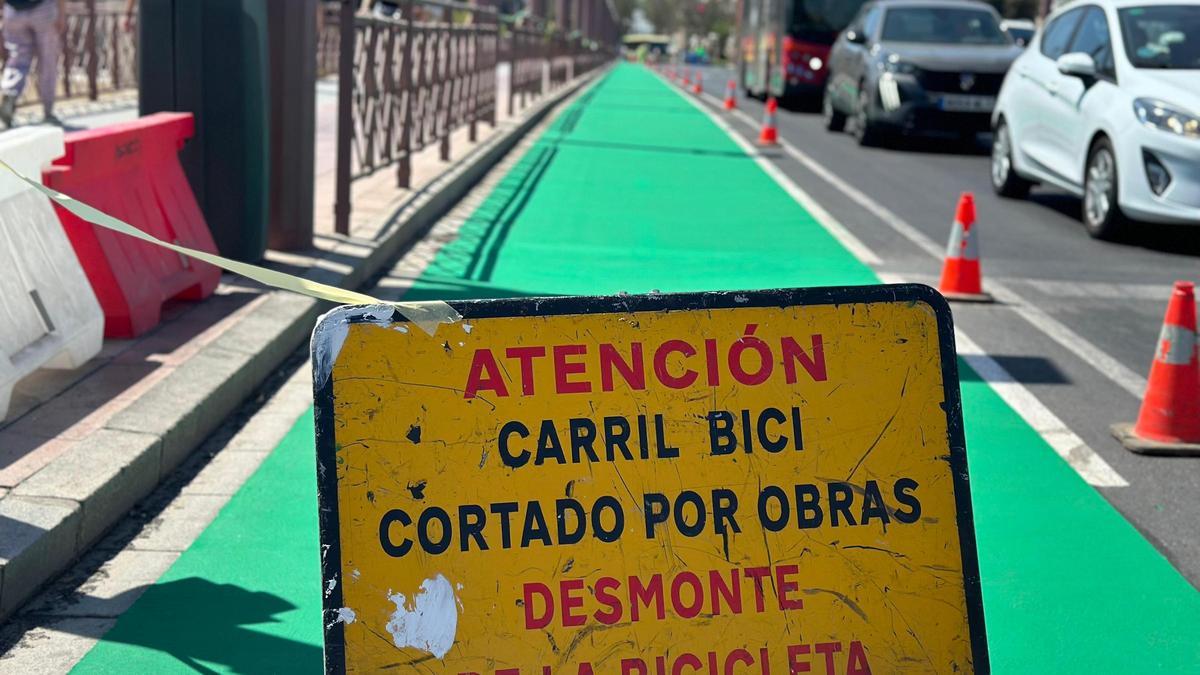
[1001,18,1037,46]
[991,0,1200,239]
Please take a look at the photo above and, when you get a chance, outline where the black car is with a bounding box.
[822,0,1023,145]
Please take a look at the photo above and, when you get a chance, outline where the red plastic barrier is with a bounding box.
[43,112,220,338]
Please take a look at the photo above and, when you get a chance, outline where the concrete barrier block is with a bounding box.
[44,113,221,338]
[0,127,104,422]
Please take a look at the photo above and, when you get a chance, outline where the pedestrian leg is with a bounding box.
[0,7,34,126]
[33,1,61,119]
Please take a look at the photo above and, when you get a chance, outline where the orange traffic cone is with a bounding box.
[682,68,691,86]
[723,80,737,110]
[757,97,779,146]
[937,193,992,302]
[1113,281,1200,455]
[692,72,703,94]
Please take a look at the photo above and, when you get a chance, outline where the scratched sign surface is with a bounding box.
[312,286,987,674]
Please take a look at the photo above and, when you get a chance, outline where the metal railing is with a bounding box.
[332,0,615,234]
[318,3,342,78]
[4,0,616,236]
[2,0,137,108]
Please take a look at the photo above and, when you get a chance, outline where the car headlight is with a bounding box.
[883,54,919,75]
[1133,98,1200,139]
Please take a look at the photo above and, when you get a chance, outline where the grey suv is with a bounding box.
[823,0,1024,145]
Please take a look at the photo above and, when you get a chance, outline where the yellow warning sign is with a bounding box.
[312,286,987,674]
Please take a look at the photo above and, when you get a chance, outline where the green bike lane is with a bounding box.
[73,64,1200,673]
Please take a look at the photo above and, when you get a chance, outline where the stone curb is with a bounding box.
[0,69,603,623]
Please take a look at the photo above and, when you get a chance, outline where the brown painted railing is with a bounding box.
[318,3,342,78]
[2,0,137,108]
[332,0,615,234]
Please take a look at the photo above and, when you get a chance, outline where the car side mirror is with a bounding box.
[846,30,865,45]
[1057,52,1097,80]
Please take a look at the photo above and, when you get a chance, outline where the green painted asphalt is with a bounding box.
[74,64,1200,673]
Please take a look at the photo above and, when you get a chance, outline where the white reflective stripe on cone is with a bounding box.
[1157,323,1198,366]
[944,220,979,261]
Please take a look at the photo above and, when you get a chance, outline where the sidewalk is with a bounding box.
[21,63,1200,672]
[0,70,593,625]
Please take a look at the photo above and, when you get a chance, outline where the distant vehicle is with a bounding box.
[823,0,1023,146]
[737,0,870,101]
[991,0,1200,239]
[1002,18,1038,46]
[622,34,670,61]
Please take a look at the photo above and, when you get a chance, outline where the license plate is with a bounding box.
[937,94,996,112]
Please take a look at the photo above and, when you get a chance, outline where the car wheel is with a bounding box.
[852,83,884,147]
[822,87,846,132]
[1083,138,1128,240]
[991,121,1032,199]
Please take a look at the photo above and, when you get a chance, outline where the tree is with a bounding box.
[612,0,639,31]
[683,0,732,37]
[642,0,680,33]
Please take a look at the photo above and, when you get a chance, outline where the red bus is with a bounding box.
[738,0,868,101]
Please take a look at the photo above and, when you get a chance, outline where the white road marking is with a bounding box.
[986,284,1147,397]
[874,272,1129,487]
[700,87,1149,400]
[672,74,1129,487]
[954,329,1129,486]
[1016,278,1170,301]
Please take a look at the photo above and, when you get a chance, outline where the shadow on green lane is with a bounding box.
[67,578,321,674]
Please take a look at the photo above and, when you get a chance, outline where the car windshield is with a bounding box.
[788,0,866,44]
[1119,5,1200,69]
[881,7,1010,44]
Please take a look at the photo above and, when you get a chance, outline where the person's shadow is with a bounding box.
[64,577,323,674]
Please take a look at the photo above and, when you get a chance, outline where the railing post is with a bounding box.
[398,0,414,188]
[505,23,514,118]
[539,25,547,97]
[380,21,393,167]
[468,12,479,143]
[334,0,355,235]
[83,0,98,100]
[518,28,527,107]
[438,18,450,161]
[488,11,497,127]
[111,6,122,90]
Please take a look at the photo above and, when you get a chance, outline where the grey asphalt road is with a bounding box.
[689,64,1200,587]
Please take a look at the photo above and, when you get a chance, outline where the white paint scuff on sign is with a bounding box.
[384,574,461,659]
[327,607,358,629]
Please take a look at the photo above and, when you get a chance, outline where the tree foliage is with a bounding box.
[642,0,735,37]
[612,0,640,31]
[642,0,681,34]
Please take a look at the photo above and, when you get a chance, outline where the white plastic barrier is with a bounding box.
[0,127,103,420]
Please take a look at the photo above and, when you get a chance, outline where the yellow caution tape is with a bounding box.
[0,159,462,335]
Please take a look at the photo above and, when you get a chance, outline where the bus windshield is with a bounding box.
[788,0,867,44]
